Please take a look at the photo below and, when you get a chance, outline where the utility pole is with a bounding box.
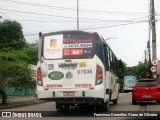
[144,50,148,78]
[150,0,157,79]
[147,36,151,68]
[150,0,157,60]
[77,0,79,30]
[147,25,152,78]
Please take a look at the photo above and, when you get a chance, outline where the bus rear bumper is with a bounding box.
[36,88,108,105]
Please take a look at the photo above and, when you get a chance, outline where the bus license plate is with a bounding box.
[63,92,75,96]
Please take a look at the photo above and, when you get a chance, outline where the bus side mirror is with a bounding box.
[40,63,48,77]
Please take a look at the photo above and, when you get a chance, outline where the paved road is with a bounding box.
[1,93,160,120]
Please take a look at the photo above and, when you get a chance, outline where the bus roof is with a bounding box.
[39,30,99,37]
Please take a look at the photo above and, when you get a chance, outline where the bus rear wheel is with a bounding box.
[103,101,109,111]
[113,99,118,105]
[56,103,69,112]
[132,99,136,105]
[156,100,160,104]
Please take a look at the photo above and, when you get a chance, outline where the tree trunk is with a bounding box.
[0,89,7,104]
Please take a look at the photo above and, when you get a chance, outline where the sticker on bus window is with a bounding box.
[44,35,63,59]
[63,38,92,43]
[50,39,57,48]
[63,49,84,56]
[63,43,92,48]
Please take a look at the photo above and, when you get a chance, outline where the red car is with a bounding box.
[132,79,160,104]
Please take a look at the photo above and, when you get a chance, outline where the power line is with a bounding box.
[0,11,62,20]
[1,17,149,23]
[82,20,148,30]
[1,9,149,21]
[23,20,148,36]
[0,0,76,11]
[0,8,77,20]
[0,0,149,15]
[39,0,74,6]
[0,11,38,40]
[0,8,150,21]
[0,10,149,25]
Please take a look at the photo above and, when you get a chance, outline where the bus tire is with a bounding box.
[132,99,136,105]
[156,100,160,104]
[56,103,69,112]
[109,91,112,101]
[113,99,118,105]
[103,100,109,111]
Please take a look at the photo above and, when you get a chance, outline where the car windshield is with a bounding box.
[136,80,157,87]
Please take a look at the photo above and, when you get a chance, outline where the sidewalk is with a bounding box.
[0,95,46,109]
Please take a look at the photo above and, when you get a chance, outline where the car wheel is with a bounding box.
[156,100,160,104]
[132,99,136,105]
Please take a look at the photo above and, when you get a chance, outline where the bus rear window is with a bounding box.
[43,33,97,59]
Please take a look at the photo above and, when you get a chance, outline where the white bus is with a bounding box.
[36,30,119,112]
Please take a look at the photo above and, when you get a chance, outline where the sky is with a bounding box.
[0,0,160,67]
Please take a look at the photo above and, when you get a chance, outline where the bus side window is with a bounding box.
[107,47,110,70]
[103,43,109,71]
[114,56,118,74]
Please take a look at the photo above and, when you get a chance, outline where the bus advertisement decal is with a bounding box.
[66,71,73,79]
[58,63,77,70]
[79,62,87,67]
[50,39,57,48]
[63,37,92,43]
[44,35,63,59]
[48,71,64,80]
[48,64,54,70]
[63,43,92,49]
[63,49,84,56]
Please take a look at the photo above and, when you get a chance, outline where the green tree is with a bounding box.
[0,49,36,104]
[0,20,26,50]
[117,59,127,89]
[25,42,38,65]
[0,20,37,104]
[0,42,38,65]
[136,61,148,78]
[117,59,127,79]
[124,61,150,79]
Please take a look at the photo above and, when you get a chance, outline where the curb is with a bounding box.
[0,100,46,109]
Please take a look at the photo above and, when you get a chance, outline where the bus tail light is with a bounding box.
[37,67,43,86]
[95,65,103,85]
